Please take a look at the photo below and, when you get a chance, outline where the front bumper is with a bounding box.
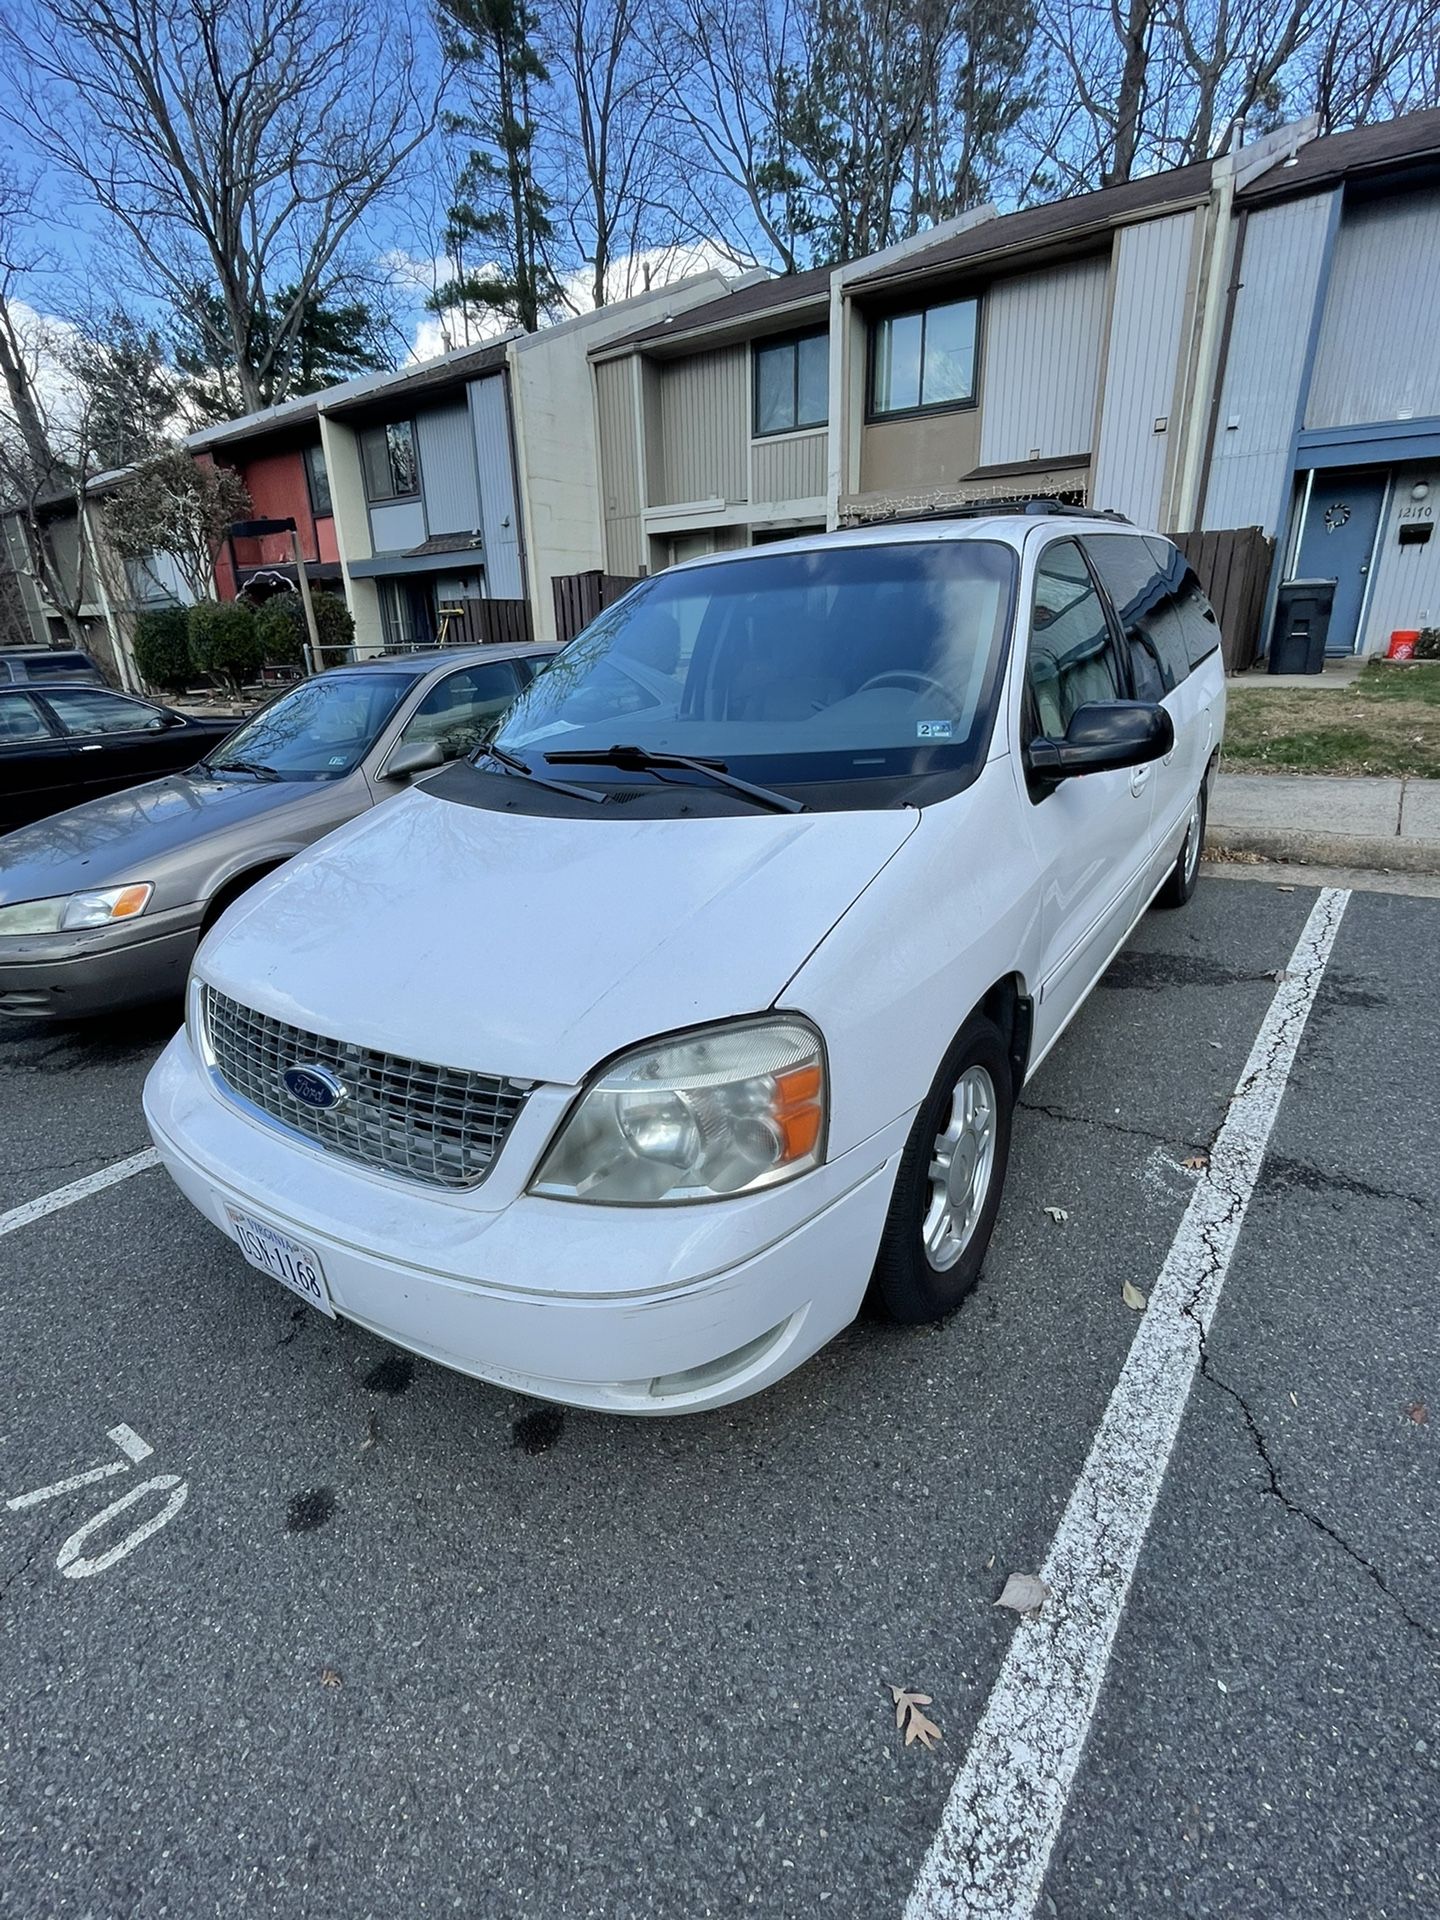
[143,1032,908,1414]
[0,913,201,1018]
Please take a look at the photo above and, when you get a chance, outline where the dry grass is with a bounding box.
[1221,662,1440,777]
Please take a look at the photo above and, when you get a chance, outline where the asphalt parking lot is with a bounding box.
[1,871,1436,1920]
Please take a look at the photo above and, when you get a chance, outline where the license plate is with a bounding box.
[226,1206,334,1317]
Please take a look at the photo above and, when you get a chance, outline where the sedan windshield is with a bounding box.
[206,672,411,783]
[494,542,1016,792]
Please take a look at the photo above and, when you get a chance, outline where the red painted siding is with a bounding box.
[199,440,329,598]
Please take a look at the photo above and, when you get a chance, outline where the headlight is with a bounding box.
[532,1017,827,1205]
[0,884,154,937]
[62,884,154,930]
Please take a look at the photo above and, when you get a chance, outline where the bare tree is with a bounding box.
[0,169,96,643]
[103,453,251,604]
[2,0,440,417]
[537,0,675,308]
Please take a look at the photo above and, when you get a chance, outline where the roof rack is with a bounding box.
[848,497,1131,529]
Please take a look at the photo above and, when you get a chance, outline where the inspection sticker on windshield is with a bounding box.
[226,1207,335,1317]
[917,720,953,740]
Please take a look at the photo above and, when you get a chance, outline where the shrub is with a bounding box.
[1415,627,1440,661]
[253,593,307,666]
[131,607,193,693]
[187,598,264,690]
[311,591,356,668]
[252,590,356,670]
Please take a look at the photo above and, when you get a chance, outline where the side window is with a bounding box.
[398,661,522,760]
[1140,538,1221,669]
[1085,533,1175,700]
[1026,541,1121,739]
[41,688,170,736]
[0,690,54,742]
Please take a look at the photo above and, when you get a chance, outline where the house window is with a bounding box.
[361,421,420,501]
[305,443,332,516]
[870,297,979,417]
[753,330,828,436]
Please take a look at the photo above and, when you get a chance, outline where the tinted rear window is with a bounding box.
[23,654,97,679]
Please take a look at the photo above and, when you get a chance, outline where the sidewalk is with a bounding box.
[1210,772,1440,874]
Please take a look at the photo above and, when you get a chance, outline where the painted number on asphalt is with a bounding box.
[3,1423,189,1580]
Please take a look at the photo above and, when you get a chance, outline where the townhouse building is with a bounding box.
[190,395,340,605]
[590,106,1440,663]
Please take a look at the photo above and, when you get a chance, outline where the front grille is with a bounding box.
[203,986,527,1190]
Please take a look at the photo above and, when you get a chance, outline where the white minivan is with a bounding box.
[144,507,1225,1414]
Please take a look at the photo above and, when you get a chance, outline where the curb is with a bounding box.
[1208,823,1440,876]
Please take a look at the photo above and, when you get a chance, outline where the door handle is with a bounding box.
[78,743,103,752]
[1130,765,1151,796]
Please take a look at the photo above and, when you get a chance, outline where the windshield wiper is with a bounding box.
[545,744,805,814]
[202,756,282,781]
[478,742,606,805]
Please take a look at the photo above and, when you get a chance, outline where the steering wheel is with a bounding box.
[853,670,953,704]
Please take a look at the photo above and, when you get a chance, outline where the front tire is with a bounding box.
[1155,779,1207,910]
[868,1013,1014,1324]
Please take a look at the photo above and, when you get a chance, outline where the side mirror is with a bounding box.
[1027,701,1174,783]
[381,737,446,781]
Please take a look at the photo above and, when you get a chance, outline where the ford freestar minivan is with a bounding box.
[144,507,1224,1414]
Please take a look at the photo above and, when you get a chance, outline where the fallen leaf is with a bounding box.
[1289,1392,1298,1408]
[983,1552,995,1571]
[995,1572,1050,1616]
[889,1685,941,1750]
[1122,1278,1148,1312]
[1268,968,1290,984]
[1208,1041,1222,1049]
[1182,1153,1209,1171]
[320,1667,343,1689]
[1277,884,1296,892]
[1405,1402,1429,1425]
[1043,1205,1069,1224]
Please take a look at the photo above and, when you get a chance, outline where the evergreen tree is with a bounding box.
[431,0,562,334]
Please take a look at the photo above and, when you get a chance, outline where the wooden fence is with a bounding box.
[1173,526,1274,674]
[552,570,642,646]
[436,596,534,648]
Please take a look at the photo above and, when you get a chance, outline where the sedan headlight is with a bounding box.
[0,884,153,937]
[532,1017,827,1205]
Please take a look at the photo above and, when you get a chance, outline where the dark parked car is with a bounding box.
[0,646,107,688]
[0,684,239,831]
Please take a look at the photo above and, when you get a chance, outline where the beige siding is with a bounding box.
[1091,210,1199,527]
[1308,188,1440,429]
[595,357,644,574]
[858,404,981,497]
[1203,193,1336,533]
[657,347,748,505]
[978,256,1110,465]
[752,430,827,506]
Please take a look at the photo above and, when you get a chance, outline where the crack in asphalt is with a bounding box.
[6,1148,149,1182]
[1018,1099,1210,1156]
[1171,910,1436,1644]
[1194,1341,1436,1642]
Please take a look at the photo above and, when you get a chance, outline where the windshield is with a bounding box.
[208,672,411,782]
[493,542,1016,791]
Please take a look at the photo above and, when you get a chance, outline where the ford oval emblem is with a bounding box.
[281,1063,348,1110]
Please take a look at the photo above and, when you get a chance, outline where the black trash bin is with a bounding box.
[1268,579,1335,674]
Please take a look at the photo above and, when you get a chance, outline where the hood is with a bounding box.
[199,785,919,1083]
[0,773,320,902]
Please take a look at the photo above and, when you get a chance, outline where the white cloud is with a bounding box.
[390,238,744,365]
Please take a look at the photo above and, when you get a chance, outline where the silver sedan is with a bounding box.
[0,643,555,1018]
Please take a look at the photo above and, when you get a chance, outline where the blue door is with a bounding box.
[1294,470,1387,655]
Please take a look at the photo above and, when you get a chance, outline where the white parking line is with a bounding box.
[0,1148,160,1241]
[905,886,1351,1920]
